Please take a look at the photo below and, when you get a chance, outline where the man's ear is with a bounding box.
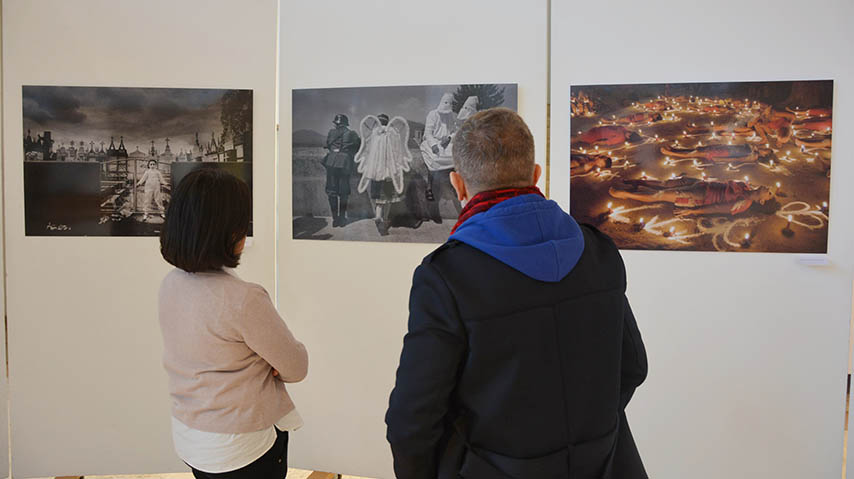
[532,164,543,187]
[449,171,468,202]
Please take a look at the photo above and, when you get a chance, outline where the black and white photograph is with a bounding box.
[292,83,518,243]
[23,86,253,236]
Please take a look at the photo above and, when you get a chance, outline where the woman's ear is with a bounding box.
[449,171,468,202]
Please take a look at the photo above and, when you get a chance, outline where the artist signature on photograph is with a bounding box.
[46,222,71,231]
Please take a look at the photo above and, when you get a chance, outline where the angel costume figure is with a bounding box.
[354,113,412,236]
[420,93,459,209]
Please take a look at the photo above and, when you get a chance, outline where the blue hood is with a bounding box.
[449,194,585,282]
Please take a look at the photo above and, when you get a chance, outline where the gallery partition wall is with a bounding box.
[1,0,853,478]
[278,1,548,476]
[2,0,278,476]
[550,1,854,478]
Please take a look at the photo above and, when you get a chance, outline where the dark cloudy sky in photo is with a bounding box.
[292,84,517,135]
[23,86,250,155]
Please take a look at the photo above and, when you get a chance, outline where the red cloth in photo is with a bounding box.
[451,186,545,234]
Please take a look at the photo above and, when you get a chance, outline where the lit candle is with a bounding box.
[770,159,774,167]
[595,145,599,150]
[744,175,749,183]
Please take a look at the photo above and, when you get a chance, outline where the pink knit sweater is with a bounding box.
[158,269,308,434]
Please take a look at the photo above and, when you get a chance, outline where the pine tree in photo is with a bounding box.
[220,90,253,147]
[452,84,506,113]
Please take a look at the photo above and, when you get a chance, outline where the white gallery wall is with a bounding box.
[0,4,9,474]
[0,0,852,478]
[550,1,854,478]
[278,1,548,476]
[1,0,278,476]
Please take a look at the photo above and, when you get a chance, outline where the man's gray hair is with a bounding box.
[453,108,535,193]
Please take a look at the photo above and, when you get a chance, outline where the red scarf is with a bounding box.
[451,186,544,234]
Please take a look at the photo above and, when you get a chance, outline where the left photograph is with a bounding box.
[22,86,253,236]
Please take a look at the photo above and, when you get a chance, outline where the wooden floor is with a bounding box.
[48,471,370,479]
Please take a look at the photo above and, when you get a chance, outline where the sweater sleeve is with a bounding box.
[235,285,309,383]
[386,262,466,479]
[620,295,647,409]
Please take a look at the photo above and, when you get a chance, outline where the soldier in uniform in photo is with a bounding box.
[137,159,166,221]
[354,113,412,236]
[420,93,462,218]
[322,114,362,227]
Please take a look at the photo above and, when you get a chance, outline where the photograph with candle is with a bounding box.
[569,80,832,253]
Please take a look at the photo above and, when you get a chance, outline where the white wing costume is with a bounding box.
[354,115,412,195]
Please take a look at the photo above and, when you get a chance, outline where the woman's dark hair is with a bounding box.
[160,168,251,272]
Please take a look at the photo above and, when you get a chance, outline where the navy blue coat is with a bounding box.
[386,195,647,479]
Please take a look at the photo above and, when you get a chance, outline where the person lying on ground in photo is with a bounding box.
[571,152,612,175]
[609,177,775,217]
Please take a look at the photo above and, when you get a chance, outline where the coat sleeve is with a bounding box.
[386,262,466,479]
[234,285,309,383]
[620,296,647,409]
[325,129,335,149]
